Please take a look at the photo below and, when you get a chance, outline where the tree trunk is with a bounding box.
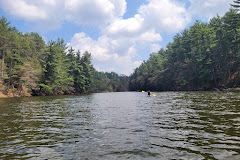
[1,50,5,78]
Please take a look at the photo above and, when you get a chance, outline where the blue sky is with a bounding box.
[0,0,233,75]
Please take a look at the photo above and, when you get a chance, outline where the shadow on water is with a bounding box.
[0,92,240,159]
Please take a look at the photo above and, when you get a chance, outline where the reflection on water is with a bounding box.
[0,92,240,159]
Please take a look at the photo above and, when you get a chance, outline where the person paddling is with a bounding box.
[147,90,151,96]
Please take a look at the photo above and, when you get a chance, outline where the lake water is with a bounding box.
[0,92,240,159]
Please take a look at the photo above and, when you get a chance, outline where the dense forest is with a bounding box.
[0,17,128,97]
[90,71,129,93]
[129,4,240,91]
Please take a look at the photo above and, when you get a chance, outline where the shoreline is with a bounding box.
[1,88,240,99]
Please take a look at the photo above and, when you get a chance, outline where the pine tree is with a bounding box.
[80,51,93,92]
[231,0,240,10]
[0,17,11,79]
[43,39,74,95]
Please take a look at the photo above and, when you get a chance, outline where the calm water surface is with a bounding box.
[0,92,240,159]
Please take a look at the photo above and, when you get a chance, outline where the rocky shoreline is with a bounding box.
[0,90,31,98]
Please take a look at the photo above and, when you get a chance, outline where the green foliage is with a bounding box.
[41,39,95,95]
[38,83,53,95]
[90,70,129,92]
[0,17,97,96]
[43,39,74,94]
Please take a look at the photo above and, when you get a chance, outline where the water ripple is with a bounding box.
[0,92,239,159]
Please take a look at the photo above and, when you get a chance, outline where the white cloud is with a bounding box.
[138,30,162,42]
[43,0,56,6]
[67,0,191,75]
[139,0,191,32]
[127,47,137,57]
[109,0,127,20]
[69,29,163,75]
[70,33,112,61]
[106,0,190,36]
[189,0,232,19]
[106,14,144,36]
[0,0,47,21]
[69,32,141,75]
[151,43,161,53]
[65,0,115,26]
[0,0,127,28]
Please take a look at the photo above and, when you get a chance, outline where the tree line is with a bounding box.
[90,71,129,93]
[129,3,240,91]
[0,17,128,97]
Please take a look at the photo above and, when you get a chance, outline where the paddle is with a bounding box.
[142,90,156,96]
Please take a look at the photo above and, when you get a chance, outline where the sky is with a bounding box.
[0,0,234,75]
